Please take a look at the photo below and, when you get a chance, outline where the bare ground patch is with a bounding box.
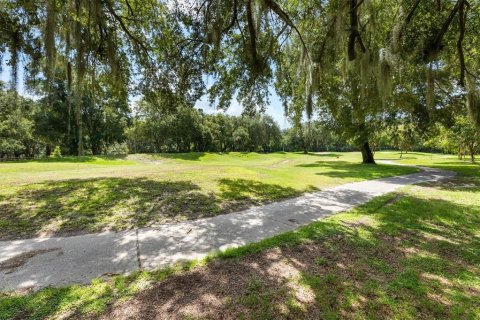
[97,234,405,320]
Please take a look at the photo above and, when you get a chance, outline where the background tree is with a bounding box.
[0,88,38,158]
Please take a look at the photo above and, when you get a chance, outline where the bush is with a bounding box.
[51,146,62,158]
[105,142,129,155]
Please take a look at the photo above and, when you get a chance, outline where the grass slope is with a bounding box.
[1,153,479,319]
[0,152,417,240]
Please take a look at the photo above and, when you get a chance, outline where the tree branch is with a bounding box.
[246,0,259,67]
[263,0,310,61]
[105,1,148,52]
[348,0,366,61]
[457,0,466,86]
[423,0,460,62]
[222,0,237,33]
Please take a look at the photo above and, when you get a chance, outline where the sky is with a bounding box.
[0,58,291,129]
[194,91,290,129]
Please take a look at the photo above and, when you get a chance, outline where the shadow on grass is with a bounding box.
[7,155,129,164]
[293,152,344,158]
[152,151,288,161]
[2,178,480,319]
[217,178,303,202]
[295,161,416,180]
[0,178,207,240]
[150,152,207,161]
[0,177,304,240]
[95,184,479,319]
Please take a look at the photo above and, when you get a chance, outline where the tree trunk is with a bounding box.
[91,144,101,155]
[400,150,403,159]
[75,94,83,156]
[360,142,375,164]
[469,144,476,163]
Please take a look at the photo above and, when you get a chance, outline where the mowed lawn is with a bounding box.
[1,154,479,319]
[0,152,417,240]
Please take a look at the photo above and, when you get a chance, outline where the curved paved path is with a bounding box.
[0,165,455,292]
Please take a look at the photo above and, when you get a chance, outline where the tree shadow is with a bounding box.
[427,161,480,167]
[217,178,303,202]
[0,177,313,240]
[3,178,480,319]
[89,179,468,319]
[102,185,479,319]
[0,178,219,240]
[8,155,129,164]
[293,152,344,158]
[151,152,207,161]
[294,160,416,180]
[295,160,354,168]
[95,189,480,319]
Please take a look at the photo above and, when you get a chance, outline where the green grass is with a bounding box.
[0,152,417,239]
[1,153,479,319]
[377,151,480,183]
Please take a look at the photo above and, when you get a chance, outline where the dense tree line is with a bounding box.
[126,104,282,153]
[0,81,129,157]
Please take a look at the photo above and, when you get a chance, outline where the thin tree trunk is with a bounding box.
[74,0,84,156]
[360,142,375,164]
[75,84,83,156]
[469,144,476,163]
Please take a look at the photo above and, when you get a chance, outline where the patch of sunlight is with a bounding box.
[415,250,442,260]
[344,291,367,310]
[37,218,64,236]
[287,281,315,309]
[426,292,453,306]
[420,231,460,244]
[420,272,453,287]
[400,246,422,256]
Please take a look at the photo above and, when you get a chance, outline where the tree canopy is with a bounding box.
[1,0,479,162]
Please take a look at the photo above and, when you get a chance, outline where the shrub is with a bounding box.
[51,146,62,158]
[105,142,129,155]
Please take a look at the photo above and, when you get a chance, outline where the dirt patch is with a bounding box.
[98,235,403,320]
[0,248,61,273]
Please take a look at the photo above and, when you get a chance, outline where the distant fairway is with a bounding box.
[0,151,420,240]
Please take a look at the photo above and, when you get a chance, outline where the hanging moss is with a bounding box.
[377,48,393,101]
[467,76,480,129]
[9,37,19,90]
[311,62,321,91]
[45,0,57,84]
[391,5,404,54]
[426,64,435,112]
[359,51,371,91]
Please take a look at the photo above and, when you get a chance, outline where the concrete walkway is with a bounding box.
[0,165,455,292]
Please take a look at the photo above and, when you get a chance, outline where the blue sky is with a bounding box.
[194,91,290,129]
